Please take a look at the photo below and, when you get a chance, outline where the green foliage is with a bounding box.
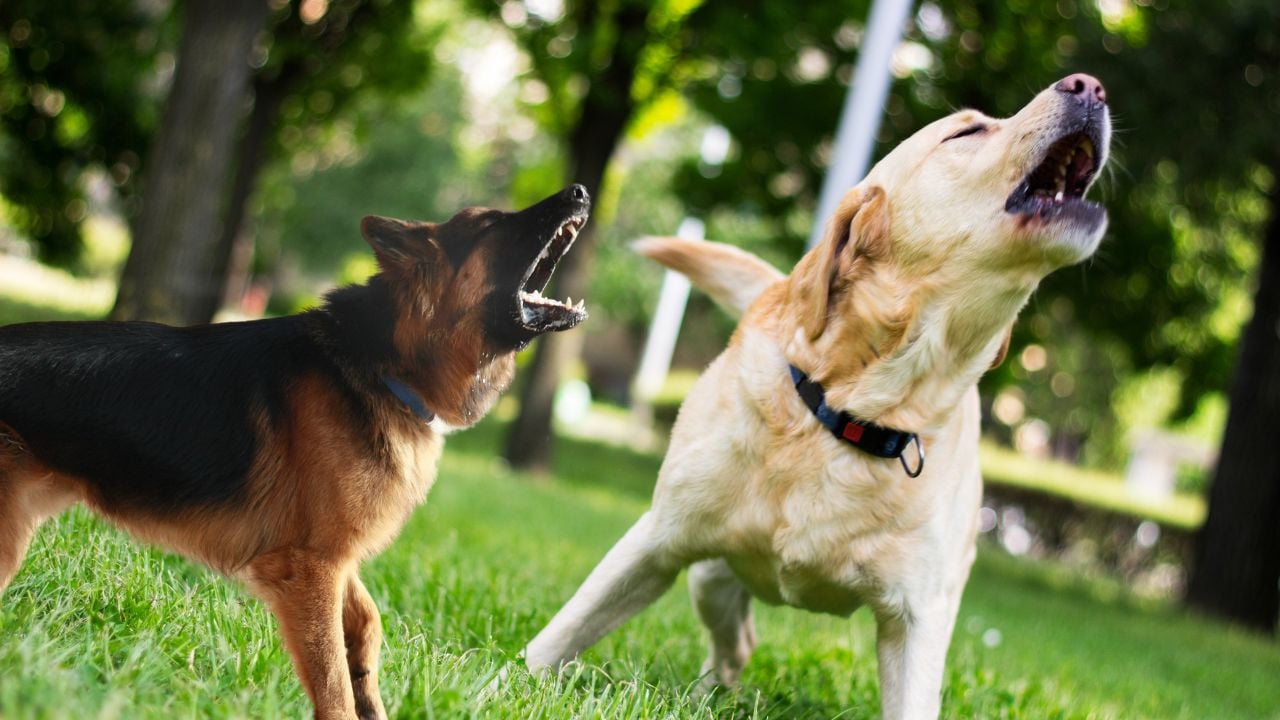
[259,0,437,188]
[0,0,435,269]
[0,0,171,265]
[1060,0,1279,417]
[476,0,699,136]
[260,74,474,275]
[673,0,870,247]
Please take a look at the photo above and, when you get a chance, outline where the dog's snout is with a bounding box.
[1055,73,1106,105]
[569,184,589,203]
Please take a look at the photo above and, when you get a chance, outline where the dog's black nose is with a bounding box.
[1055,73,1106,105]
[569,184,589,202]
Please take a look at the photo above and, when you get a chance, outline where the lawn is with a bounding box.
[2,419,1278,719]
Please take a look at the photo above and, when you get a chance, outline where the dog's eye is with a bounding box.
[943,123,988,142]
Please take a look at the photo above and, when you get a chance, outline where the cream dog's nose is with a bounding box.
[1055,73,1107,105]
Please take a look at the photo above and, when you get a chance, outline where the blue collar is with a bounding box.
[788,365,924,477]
[381,375,435,423]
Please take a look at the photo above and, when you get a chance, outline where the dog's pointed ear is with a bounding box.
[988,325,1013,371]
[360,215,442,272]
[792,186,891,340]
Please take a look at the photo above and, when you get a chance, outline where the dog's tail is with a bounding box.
[632,237,784,319]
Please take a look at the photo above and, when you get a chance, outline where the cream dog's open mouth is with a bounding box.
[1004,129,1104,229]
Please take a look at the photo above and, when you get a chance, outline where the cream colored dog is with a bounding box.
[525,75,1111,719]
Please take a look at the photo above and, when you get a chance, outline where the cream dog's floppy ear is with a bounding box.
[791,186,891,340]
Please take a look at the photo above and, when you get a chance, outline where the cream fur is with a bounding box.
[525,79,1111,719]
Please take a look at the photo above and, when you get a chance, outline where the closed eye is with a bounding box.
[943,123,988,142]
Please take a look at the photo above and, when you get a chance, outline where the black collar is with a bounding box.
[788,365,924,477]
[381,374,435,423]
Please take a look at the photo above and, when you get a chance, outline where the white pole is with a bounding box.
[808,0,915,247]
[631,216,705,408]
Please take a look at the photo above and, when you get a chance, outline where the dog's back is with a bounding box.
[0,315,354,511]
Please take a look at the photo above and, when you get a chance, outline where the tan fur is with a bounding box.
[632,236,784,317]
[525,78,1112,720]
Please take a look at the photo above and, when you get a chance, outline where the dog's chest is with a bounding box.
[720,456,924,616]
[727,552,872,616]
[725,520,909,616]
[386,430,442,508]
[351,429,443,556]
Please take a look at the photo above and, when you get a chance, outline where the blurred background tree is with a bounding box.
[112,0,434,324]
[0,0,171,267]
[0,0,433,324]
[109,0,269,324]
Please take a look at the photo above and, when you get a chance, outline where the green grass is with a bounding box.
[0,255,113,323]
[2,422,1277,719]
[0,294,100,326]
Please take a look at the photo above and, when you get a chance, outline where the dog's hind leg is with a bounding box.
[342,572,386,720]
[247,549,356,720]
[0,462,81,594]
[688,558,756,691]
[0,482,38,595]
[524,512,683,673]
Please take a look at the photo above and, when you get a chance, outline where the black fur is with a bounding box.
[0,284,398,512]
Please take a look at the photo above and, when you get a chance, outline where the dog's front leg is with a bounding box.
[874,592,955,720]
[525,512,682,673]
[248,550,356,720]
[343,573,386,720]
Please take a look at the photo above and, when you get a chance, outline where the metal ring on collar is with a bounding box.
[899,434,925,478]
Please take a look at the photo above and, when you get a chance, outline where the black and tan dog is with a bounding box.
[0,185,591,719]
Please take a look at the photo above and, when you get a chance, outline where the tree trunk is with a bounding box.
[195,72,291,322]
[1185,164,1280,634]
[111,0,268,324]
[503,7,646,471]
[196,0,381,322]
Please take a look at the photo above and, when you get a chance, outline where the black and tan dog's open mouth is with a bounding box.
[1004,130,1103,227]
[517,213,588,332]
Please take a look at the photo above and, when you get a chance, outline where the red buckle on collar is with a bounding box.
[842,422,865,443]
